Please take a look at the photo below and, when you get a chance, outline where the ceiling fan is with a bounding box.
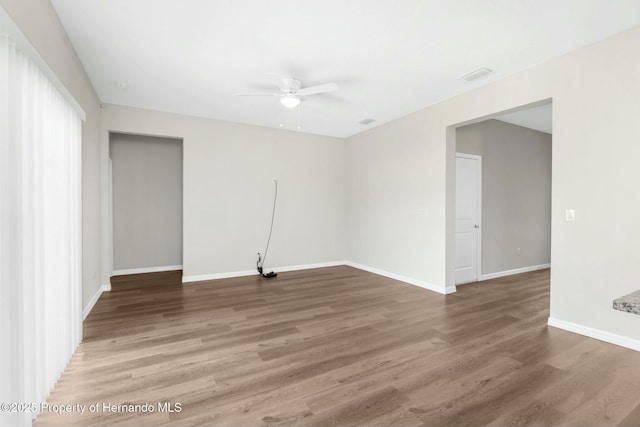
[239,77,339,108]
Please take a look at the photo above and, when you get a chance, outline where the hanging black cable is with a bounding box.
[257,179,278,278]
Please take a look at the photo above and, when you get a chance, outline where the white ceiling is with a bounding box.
[495,103,552,134]
[50,0,640,138]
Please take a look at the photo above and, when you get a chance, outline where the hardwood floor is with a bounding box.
[34,266,640,426]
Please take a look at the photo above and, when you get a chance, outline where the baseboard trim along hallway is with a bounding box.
[112,265,184,276]
[548,317,640,352]
[82,283,111,320]
[345,261,455,294]
[479,263,551,281]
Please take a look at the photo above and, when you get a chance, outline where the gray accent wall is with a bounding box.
[110,133,183,271]
[456,119,552,276]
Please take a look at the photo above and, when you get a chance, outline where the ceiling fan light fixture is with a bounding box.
[280,95,300,108]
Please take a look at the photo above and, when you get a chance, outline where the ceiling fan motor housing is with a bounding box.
[281,78,302,93]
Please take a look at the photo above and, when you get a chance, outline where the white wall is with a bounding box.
[456,119,552,275]
[101,105,346,280]
[0,0,102,310]
[346,116,445,289]
[110,133,183,272]
[347,26,640,341]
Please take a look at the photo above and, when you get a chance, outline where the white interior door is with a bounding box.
[455,154,481,284]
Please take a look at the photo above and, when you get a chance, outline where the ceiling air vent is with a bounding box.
[459,67,493,82]
[359,118,376,125]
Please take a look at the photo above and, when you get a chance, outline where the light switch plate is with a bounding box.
[565,209,575,221]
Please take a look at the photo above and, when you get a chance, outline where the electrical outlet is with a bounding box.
[517,248,521,256]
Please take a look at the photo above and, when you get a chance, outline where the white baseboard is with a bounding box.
[479,263,550,281]
[345,261,455,295]
[273,261,346,273]
[181,260,455,296]
[112,265,183,276]
[548,317,640,352]
[182,261,346,284]
[182,269,257,283]
[82,284,111,320]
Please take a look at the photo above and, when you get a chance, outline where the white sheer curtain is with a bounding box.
[0,29,82,426]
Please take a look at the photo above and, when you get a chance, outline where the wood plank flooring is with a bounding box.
[33,266,640,426]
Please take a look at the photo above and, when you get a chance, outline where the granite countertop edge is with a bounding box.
[613,290,640,315]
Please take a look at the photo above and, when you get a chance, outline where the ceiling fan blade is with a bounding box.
[237,92,281,96]
[298,82,339,96]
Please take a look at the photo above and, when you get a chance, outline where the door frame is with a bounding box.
[108,132,184,278]
[455,152,482,283]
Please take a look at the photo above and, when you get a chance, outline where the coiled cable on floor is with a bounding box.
[257,179,278,278]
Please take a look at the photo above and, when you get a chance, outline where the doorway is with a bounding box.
[452,101,552,286]
[109,132,184,276]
